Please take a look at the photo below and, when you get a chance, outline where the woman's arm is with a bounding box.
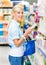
[13,27,33,47]
[13,24,37,47]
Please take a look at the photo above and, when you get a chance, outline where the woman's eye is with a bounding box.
[22,12,23,14]
[17,12,20,14]
[17,12,23,14]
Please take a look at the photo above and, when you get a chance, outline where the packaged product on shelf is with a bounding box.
[0,23,3,28]
[0,1,2,7]
[30,55,35,61]
[3,9,7,14]
[2,1,12,7]
[0,9,3,15]
[43,40,46,52]
[0,37,3,42]
[0,16,4,20]
[0,36,8,43]
[3,23,8,28]
[8,16,12,21]
[6,9,12,15]
[33,31,37,38]
[43,58,46,65]
[0,31,3,36]
[4,16,9,21]
[34,52,44,65]
[38,18,46,35]
[28,13,35,26]
[4,31,8,36]
[36,34,45,48]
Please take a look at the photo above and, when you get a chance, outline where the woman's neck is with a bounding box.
[13,18,20,23]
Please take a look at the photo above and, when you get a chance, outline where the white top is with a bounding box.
[8,20,27,57]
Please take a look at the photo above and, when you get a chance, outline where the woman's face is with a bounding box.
[14,8,23,22]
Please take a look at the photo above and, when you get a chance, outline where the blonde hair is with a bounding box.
[12,3,24,12]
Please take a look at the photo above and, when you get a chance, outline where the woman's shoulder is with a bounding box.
[8,20,18,32]
[10,20,17,27]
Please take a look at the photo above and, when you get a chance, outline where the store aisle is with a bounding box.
[0,46,10,65]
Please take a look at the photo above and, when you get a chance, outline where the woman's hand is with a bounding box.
[24,23,37,38]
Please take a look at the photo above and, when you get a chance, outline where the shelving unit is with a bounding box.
[38,47,46,58]
[27,25,46,65]
[0,1,13,45]
[28,2,46,63]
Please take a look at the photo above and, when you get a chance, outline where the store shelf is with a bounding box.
[0,44,9,46]
[38,47,46,58]
[0,7,12,9]
[4,14,11,16]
